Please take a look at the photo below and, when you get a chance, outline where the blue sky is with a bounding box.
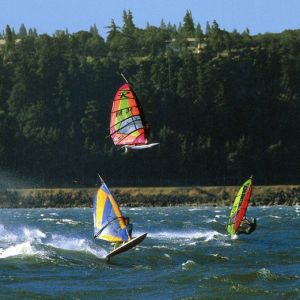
[0,0,299,38]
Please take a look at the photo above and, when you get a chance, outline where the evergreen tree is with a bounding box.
[181,10,195,36]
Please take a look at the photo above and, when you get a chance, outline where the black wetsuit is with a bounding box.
[126,223,133,239]
[237,218,257,235]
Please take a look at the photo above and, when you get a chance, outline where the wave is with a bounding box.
[0,241,45,259]
[257,268,279,280]
[45,234,107,258]
[0,225,46,245]
[38,218,81,225]
[215,214,227,219]
[269,215,282,219]
[148,229,226,242]
[0,224,106,260]
[181,259,196,270]
[0,225,47,259]
[204,218,218,223]
[0,224,18,244]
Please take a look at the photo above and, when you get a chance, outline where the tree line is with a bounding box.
[0,10,299,187]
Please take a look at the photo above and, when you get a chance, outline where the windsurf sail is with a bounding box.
[109,75,158,149]
[93,180,129,243]
[226,176,253,235]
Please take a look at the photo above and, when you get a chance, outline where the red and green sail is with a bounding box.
[227,176,253,235]
[110,83,148,147]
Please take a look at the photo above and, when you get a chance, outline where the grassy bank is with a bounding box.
[0,185,299,208]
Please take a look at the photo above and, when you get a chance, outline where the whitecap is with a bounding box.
[60,219,81,225]
[148,229,224,242]
[211,253,229,260]
[39,218,81,225]
[269,215,281,219]
[46,234,107,258]
[257,268,277,280]
[0,224,18,243]
[0,241,44,259]
[153,245,168,249]
[188,208,202,211]
[22,228,46,242]
[182,259,196,270]
[204,218,217,223]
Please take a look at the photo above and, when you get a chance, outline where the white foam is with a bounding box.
[22,228,46,242]
[148,229,224,242]
[204,218,217,223]
[0,225,48,259]
[269,215,281,219]
[164,253,171,259]
[182,259,196,270]
[39,218,81,225]
[153,245,169,249]
[215,214,226,219]
[257,268,277,280]
[46,234,107,258]
[0,225,18,243]
[211,253,229,260]
[217,241,231,247]
[231,234,238,240]
[0,242,43,259]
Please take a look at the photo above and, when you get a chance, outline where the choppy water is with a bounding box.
[0,206,299,299]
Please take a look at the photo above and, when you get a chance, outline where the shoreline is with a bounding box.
[0,185,299,208]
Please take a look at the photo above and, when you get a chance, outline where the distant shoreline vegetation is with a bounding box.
[0,10,300,187]
[0,186,299,208]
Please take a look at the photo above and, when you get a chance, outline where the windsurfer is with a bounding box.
[124,217,133,240]
[237,217,257,235]
[112,216,133,250]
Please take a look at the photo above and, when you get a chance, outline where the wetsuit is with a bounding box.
[237,218,257,235]
[126,223,133,239]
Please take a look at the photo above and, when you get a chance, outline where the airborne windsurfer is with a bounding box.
[237,217,257,235]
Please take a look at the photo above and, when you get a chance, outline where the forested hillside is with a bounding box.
[0,11,299,187]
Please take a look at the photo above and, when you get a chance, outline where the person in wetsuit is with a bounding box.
[124,217,133,240]
[237,217,257,235]
[113,216,133,250]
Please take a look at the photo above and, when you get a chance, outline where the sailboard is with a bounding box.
[106,233,147,260]
[93,176,147,259]
[109,74,159,150]
[226,176,253,235]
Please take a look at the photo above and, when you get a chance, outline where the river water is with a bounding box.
[0,206,299,299]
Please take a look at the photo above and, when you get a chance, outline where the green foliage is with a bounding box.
[0,12,299,186]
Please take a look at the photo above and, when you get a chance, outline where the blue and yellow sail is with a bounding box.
[93,181,129,242]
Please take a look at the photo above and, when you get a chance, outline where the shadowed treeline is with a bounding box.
[0,10,300,187]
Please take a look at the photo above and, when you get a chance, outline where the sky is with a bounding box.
[0,0,300,38]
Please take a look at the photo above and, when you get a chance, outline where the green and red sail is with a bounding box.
[227,176,253,235]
